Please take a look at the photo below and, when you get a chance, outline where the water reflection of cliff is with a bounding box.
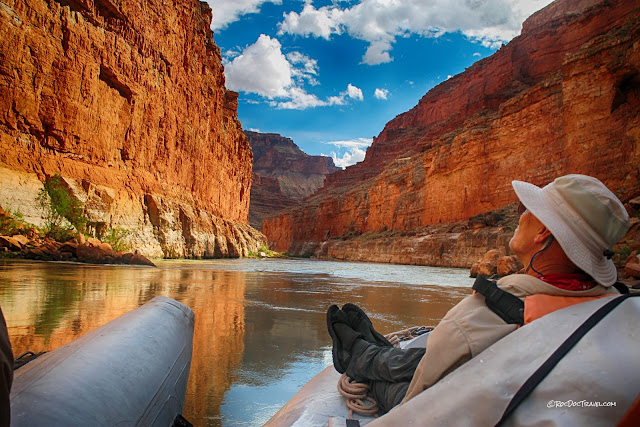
[181,269,247,424]
[0,260,247,424]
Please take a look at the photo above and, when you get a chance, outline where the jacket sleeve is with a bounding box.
[401,293,517,403]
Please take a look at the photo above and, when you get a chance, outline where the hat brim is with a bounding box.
[512,180,617,286]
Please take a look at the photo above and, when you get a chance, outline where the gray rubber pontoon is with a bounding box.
[10,296,194,427]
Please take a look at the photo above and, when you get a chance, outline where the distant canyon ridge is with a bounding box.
[263,0,640,267]
[247,131,340,230]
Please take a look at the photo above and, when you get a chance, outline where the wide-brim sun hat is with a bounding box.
[512,174,629,287]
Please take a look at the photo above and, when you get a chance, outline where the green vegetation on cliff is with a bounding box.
[36,174,87,240]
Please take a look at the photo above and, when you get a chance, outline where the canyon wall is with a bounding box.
[247,131,339,229]
[264,0,640,264]
[0,0,265,257]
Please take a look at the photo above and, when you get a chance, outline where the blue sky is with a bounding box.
[208,0,554,168]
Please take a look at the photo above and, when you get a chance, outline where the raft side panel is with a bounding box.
[10,296,195,427]
[368,295,640,426]
[264,366,377,427]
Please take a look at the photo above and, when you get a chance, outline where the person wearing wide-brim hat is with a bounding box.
[510,174,629,287]
[327,174,630,414]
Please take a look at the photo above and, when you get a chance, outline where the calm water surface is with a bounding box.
[0,258,473,425]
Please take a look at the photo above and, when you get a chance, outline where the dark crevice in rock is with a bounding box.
[94,0,126,21]
[99,64,132,103]
[611,71,640,113]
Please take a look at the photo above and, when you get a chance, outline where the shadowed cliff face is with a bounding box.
[264,0,640,263]
[0,0,266,257]
[246,132,339,230]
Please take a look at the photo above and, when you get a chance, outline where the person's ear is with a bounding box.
[533,226,553,244]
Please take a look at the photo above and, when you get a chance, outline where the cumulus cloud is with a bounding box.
[278,3,344,39]
[329,149,366,169]
[278,0,554,65]
[224,35,292,98]
[347,84,363,100]
[274,87,340,109]
[374,88,389,100]
[326,138,372,149]
[224,35,364,110]
[322,138,372,169]
[207,0,282,30]
[286,51,320,85]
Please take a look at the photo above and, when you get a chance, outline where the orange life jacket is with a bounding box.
[523,294,611,324]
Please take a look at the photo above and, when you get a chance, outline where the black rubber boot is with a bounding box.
[342,303,392,347]
[327,305,363,373]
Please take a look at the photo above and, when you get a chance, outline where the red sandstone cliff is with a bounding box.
[0,0,265,257]
[247,131,339,229]
[264,0,640,264]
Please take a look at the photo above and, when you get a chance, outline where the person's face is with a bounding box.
[509,203,545,261]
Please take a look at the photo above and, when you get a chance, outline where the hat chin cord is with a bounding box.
[526,236,555,277]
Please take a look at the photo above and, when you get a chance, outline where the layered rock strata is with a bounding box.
[247,131,339,229]
[264,0,640,265]
[0,0,265,257]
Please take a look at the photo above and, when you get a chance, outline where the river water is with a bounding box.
[0,258,472,425]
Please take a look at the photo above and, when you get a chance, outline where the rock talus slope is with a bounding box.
[264,0,640,264]
[0,0,265,257]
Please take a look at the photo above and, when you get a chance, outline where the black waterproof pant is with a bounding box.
[345,339,425,414]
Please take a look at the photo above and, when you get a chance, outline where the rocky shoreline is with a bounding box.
[0,207,156,267]
[1,234,157,267]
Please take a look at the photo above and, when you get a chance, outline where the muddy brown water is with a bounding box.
[0,258,472,425]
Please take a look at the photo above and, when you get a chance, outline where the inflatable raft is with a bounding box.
[10,296,194,426]
[266,294,640,426]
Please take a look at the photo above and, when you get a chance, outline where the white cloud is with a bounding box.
[325,138,372,149]
[207,0,282,30]
[225,35,367,110]
[275,83,359,110]
[473,52,482,57]
[277,3,343,39]
[286,51,320,85]
[362,39,393,65]
[347,84,363,101]
[374,88,389,100]
[275,87,331,109]
[322,137,372,168]
[327,95,347,106]
[224,35,292,98]
[328,148,366,169]
[278,0,555,65]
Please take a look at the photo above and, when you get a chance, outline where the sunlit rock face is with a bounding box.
[264,0,640,263]
[0,0,265,257]
[246,131,340,230]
